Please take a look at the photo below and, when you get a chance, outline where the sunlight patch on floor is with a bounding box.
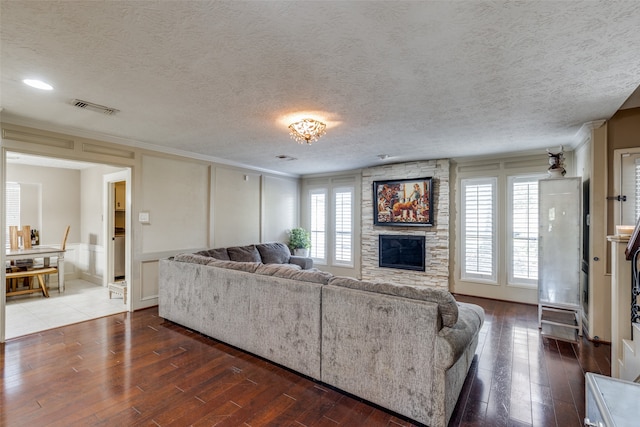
[5,278,127,339]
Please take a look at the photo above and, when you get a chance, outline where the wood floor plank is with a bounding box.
[1,297,611,427]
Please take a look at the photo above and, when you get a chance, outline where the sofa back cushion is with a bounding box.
[328,276,459,327]
[195,247,230,260]
[255,263,302,276]
[273,268,333,285]
[174,253,216,265]
[207,259,261,273]
[227,245,261,262]
[256,242,291,264]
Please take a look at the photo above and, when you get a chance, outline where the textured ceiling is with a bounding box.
[1,1,639,176]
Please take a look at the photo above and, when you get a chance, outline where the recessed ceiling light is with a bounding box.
[23,79,53,90]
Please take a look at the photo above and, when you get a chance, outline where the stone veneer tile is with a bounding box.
[361,160,449,288]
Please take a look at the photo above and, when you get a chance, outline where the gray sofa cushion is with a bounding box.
[256,242,291,264]
[328,276,459,327]
[289,256,314,270]
[174,253,215,265]
[255,263,302,276]
[436,302,485,369]
[227,245,261,262]
[195,247,230,260]
[207,259,261,273]
[270,267,333,284]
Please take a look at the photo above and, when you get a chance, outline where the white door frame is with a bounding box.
[103,170,131,310]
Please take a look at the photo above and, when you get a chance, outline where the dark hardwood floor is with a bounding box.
[0,295,610,426]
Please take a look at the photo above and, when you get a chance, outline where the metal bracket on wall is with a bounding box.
[607,195,627,202]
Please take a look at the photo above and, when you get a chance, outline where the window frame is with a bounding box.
[332,186,354,267]
[507,174,545,288]
[308,188,327,264]
[460,177,498,283]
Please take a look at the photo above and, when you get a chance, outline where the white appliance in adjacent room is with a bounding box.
[114,235,125,279]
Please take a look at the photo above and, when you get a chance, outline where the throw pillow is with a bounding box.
[195,248,230,260]
[227,245,261,262]
[256,242,291,264]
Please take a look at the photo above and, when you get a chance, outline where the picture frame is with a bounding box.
[373,177,434,226]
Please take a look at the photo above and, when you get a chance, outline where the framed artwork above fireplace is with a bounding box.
[373,177,434,226]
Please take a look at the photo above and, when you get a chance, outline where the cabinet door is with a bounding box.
[538,177,581,307]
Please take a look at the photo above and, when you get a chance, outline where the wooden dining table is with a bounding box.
[6,246,66,292]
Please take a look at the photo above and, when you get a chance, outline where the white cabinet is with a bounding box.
[538,177,583,341]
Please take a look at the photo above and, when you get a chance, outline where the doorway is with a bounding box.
[2,152,132,341]
[104,171,129,292]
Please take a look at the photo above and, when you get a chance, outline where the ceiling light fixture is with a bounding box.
[288,118,326,145]
[23,79,53,90]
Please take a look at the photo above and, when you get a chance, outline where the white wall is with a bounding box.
[213,167,261,247]
[140,155,210,253]
[262,175,299,244]
[6,163,81,246]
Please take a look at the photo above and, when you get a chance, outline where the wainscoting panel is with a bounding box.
[141,259,159,301]
[76,242,104,285]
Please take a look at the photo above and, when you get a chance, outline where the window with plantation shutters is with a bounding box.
[333,187,353,266]
[309,189,327,262]
[461,177,497,281]
[508,175,543,286]
[6,182,20,248]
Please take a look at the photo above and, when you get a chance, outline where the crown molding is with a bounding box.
[0,112,299,178]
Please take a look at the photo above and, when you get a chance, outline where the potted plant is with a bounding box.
[288,227,311,257]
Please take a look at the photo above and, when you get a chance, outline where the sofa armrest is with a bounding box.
[289,256,313,269]
[435,302,484,370]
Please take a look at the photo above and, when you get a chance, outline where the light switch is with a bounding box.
[139,211,150,223]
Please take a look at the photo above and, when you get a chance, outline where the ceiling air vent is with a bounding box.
[71,99,119,115]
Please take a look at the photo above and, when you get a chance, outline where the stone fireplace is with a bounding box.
[361,160,450,288]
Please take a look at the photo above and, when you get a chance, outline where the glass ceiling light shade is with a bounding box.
[288,118,326,145]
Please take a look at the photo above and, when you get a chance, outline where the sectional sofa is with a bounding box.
[158,243,484,427]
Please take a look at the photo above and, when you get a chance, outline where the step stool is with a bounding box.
[108,281,127,304]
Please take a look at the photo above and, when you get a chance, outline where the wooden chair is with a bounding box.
[60,225,71,252]
[6,226,71,299]
[7,225,33,291]
[9,225,32,250]
[37,225,70,287]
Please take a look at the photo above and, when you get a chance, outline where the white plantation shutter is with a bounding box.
[334,187,353,265]
[461,177,496,281]
[509,176,542,286]
[309,189,326,261]
[6,182,20,248]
